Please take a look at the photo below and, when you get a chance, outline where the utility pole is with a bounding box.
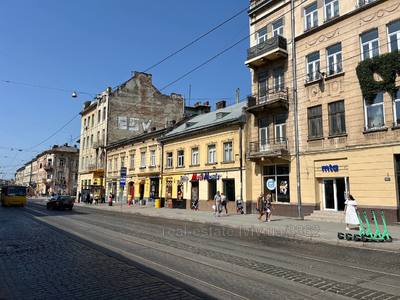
[291,0,303,219]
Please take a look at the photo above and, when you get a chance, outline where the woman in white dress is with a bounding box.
[344,194,360,230]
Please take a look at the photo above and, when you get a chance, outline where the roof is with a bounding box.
[163,101,247,140]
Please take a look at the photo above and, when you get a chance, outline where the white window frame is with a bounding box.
[166,153,173,168]
[208,145,216,164]
[191,148,199,165]
[140,152,146,168]
[272,19,284,37]
[150,150,156,167]
[306,52,321,82]
[364,93,385,130]
[273,69,284,92]
[360,29,380,61]
[223,142,233,162]
[324,0,339,21]
[326,43,342,76]
[393,90,400,126]
[177,150,184,167]
[387,20,400,53]
[304,2,318,31]
[257,27,267,44]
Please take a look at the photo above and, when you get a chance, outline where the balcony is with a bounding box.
[43,163,53,171]
[93,139,105,149]
[247,88,289,114]
[245,36,287,68]
[247,138,289,161]
[248,0,274,15]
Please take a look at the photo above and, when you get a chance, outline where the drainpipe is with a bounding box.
[291,0,303,219]
[160,141,164,204]
[239,124,244,210]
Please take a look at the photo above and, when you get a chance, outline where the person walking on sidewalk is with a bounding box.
[221,192,228,215]
[214,191,222,217]
[344,194,359,230]
[257,193,266,220]
[264,193,272,222]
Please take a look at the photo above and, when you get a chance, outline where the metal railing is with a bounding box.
[247,88,289,108]
[247,36,287,61]
[248,138,288,155]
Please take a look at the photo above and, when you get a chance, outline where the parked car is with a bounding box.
[46,195,74,210]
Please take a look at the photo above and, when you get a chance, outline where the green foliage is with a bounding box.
[356,51,400,101]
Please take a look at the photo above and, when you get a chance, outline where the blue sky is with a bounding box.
[0,0,251,179]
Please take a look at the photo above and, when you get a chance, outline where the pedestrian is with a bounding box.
[214,191,222,217]
[264,193,272,222]
[85,193,90,204]
[344,194,359,230]
[256,193,265,220]
[221,192,228,215]
[108,192,113,206]
[78,192,81,203]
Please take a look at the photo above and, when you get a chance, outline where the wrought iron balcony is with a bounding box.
[245,36,287,68]
[247,88,289,114]
[247,138,289,160]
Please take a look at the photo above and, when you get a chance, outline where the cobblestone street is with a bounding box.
[1,200,400,300]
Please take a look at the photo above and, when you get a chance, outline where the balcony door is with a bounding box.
[275,113,287,144]
[258,72,268,103]
[259,118,269,152]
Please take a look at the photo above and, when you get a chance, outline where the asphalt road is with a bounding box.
[1,200,399,300]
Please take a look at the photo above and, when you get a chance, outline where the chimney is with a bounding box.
[216,100,226,110]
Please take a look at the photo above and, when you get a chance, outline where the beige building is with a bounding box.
[161,101,247,211]
[106,129,166,204]
[247,0,400,222]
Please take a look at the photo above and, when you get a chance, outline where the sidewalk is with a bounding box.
[49,199,400,252]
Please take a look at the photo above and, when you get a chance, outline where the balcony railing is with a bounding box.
[247,88,289,113]
[248,0,273,14]
[248,138,289,160]
[246,36,287,67]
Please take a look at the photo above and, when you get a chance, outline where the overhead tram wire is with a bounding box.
[143,6,248,73]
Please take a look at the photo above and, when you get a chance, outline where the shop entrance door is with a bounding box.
[139,183,145,200]
[323,178,346,211]
[191,181,199,209]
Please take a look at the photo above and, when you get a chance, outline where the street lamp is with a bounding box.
[71,91,78,98]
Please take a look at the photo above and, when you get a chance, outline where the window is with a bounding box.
[326,43,342,76]
[256,27,267,44]
[114,158,118,171]
[365,93,385,129]
[258,72,268,102]
[140,152,146,168]
[328,100,346,135]
[166,152,173,168]
[304,2,318,31]
[324,0,339,21]
[223,142,233,162]
[306,51,321,82]
[108,159,112,172]
[361,29,379,60]
[92,114,94,126]
[121,156,125,168]
[308,105,323,139]
[388,20,400,52]
[263,164,290,203]
[103,107,106,121]
[273,68,284,91]
[150,150,156,167]
[191,148,199,165]
[272,18,284,37]
[102,129,106,142]
[394,90,400,126]
[177,150,184,167]
[59,159,65,167]
[88,116,90,128]
[275,113,287,143]
[129,154,135,169]
[208,145,216,164]
[98,110,101,123]
[97,131,100,143]
[90,134,93,147]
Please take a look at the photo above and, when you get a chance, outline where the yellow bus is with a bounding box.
[0,185,27,207]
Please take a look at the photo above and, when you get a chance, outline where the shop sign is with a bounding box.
[191,173,221,181]
[120,167,127,187]
[266,179,276,191]
[321,164,339,172]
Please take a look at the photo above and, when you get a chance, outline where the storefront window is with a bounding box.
[263,164,290,203]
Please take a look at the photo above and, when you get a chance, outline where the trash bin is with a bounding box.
[155,199,161,208]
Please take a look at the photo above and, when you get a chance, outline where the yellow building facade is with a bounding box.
[106,129,165,204]
[161,102,247,211]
